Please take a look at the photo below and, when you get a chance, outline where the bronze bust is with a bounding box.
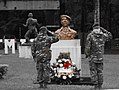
[55,15,77,40]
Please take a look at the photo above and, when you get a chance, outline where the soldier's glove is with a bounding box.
[32,53,36,59]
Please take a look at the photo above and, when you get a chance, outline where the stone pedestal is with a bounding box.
[19,43,32,58]
[51,40,81,70]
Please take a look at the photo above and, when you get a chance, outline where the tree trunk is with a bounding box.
[94,0,100,26]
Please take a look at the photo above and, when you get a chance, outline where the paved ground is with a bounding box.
[0,50,119,90]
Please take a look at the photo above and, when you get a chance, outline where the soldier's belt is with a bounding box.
[36,49,51,54]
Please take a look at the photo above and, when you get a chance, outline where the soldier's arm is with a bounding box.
[55,29,60,36]
[55,29,60,34]
[50,34,59,43]
[100,27,112,40]
[47,30,55,35]
[85,33,91,58]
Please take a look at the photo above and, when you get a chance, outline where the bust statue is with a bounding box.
[55,15,77,40]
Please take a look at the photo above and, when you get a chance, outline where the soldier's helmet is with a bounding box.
[28,13,33,17]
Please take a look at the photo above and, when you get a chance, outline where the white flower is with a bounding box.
[62,59,66,62]
[68,74,72,78]
[63,76,67,79]
[73,67,76,69]
[56,63,58,65]
[55,74,57,76]
[58,60,62,63]
[72,62,76,65]
[72,74,74,76]
[59,64,63,67]
[58,74,61,78]
[53,68,56,71]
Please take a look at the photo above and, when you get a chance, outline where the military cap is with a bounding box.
[60,15,71,21]
[28,13,33,17]
[39,26,48,33]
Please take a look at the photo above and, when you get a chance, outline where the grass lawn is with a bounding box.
[0,50,119,90]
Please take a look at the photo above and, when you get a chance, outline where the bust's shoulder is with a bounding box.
[55,29,61,33]
[69,28,77,34]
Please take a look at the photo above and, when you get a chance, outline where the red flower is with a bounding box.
[63,61,72,69]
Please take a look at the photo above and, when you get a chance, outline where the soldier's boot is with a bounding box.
[34,79,44,84]
[43,82,48,89]
[38,80,44,83]
[98,84,102,90]
[33,80,39,84]
[94,85,99,90]
[33,76,40,84]
[48,78,51,83]
[39,83,44,88]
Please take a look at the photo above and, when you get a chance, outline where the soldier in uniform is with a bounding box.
[23,13,41,43]
[85,24,112,90]
[55,15,77,40]
[31,26,59,88]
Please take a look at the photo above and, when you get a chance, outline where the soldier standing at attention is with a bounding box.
[31,26,59,88]
[85,24,112,90]
[23,13,40,43]
[55,15,77,40]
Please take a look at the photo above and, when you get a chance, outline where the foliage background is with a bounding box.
[0,0,119,39]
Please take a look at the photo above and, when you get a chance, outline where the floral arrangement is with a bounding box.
[51,52,80,80]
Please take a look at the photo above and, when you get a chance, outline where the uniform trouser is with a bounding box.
[89,61,103,85]
[36,60,50,83]
[25,28,38,42]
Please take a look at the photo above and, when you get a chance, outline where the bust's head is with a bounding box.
[60,15,71,27]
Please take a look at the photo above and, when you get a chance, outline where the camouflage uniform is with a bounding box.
[31,26,59,88]
[85,27,112,87]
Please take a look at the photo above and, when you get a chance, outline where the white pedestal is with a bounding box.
[19,45,32,58]
[51,40,81,70]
